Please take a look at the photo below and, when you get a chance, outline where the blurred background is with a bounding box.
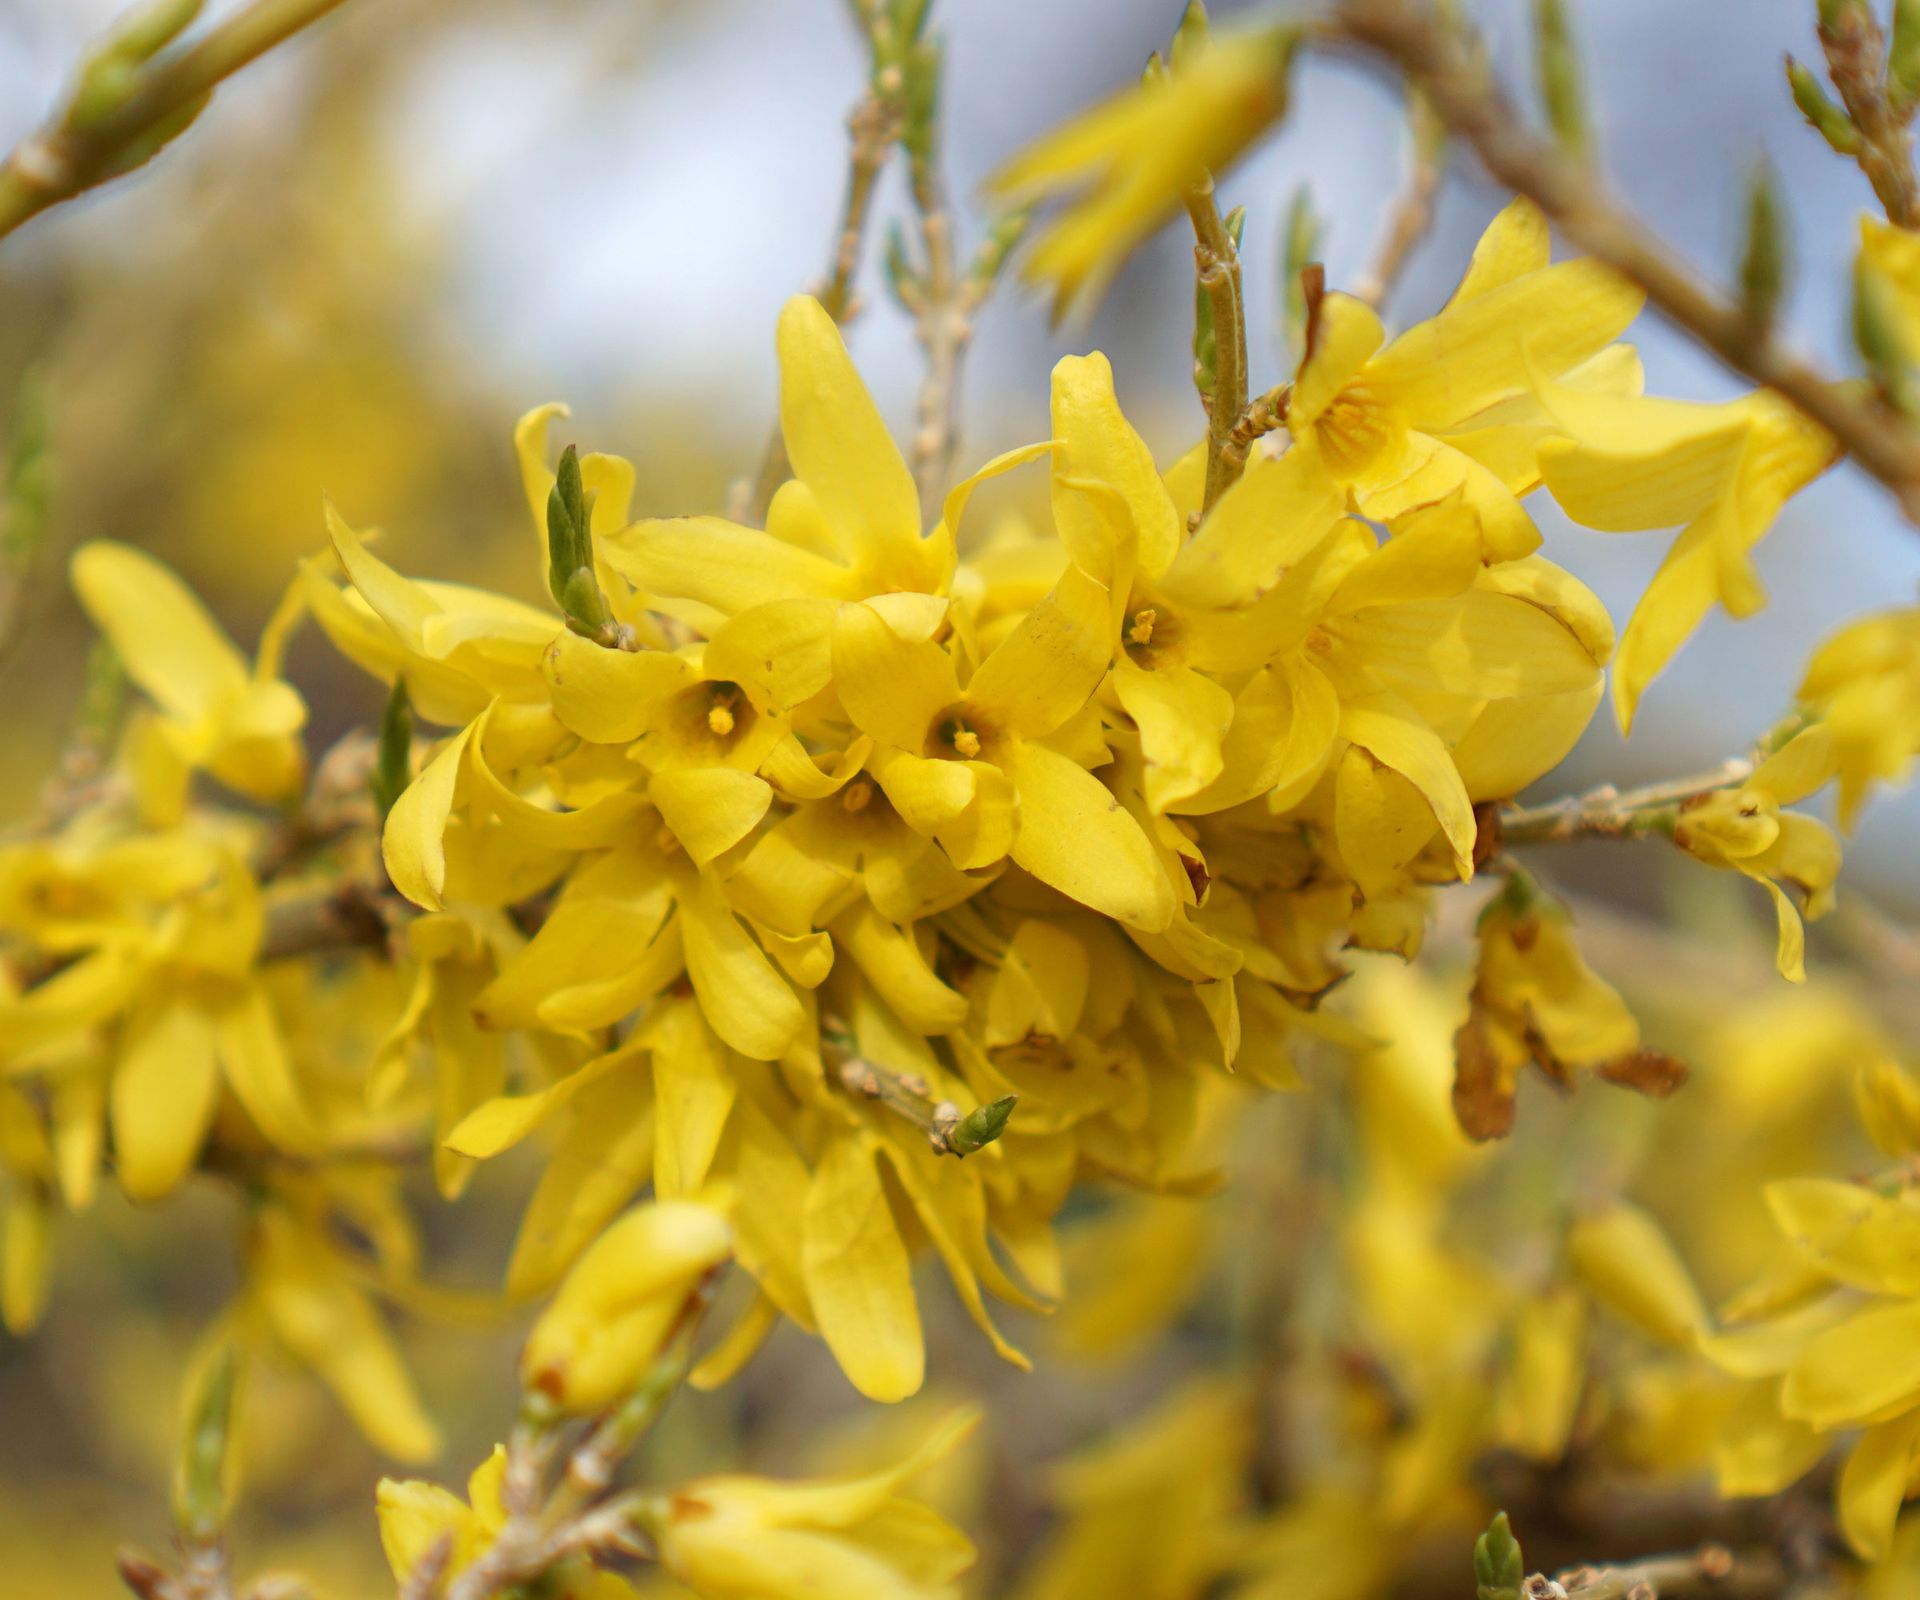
[2,1,1919,1593]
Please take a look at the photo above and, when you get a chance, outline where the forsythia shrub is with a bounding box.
[3,1,1920,1598]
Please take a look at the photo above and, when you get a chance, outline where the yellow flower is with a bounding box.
[1537,383,1837,731]
[70,540,307,803]
[990,26,1296,319]
[243,1194,441,1463]
[1797,605,1920,830]
[833,563,1175,931]
[1289,199,1644,564]
[521,1196,731,1415]
[1671,725,1841,982]
[644,1408,979,1600]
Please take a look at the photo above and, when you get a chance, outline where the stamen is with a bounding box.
[1126,607,1157,647]
[952,727,981,758]
[707,703,736,736]
[842,779,874,813]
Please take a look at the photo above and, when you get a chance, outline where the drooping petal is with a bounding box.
[802,1132,924,1402]
[111,995,220,1202]
[1112,657,1233,813]
[383,722,475,911]
[1004,741,1174,930]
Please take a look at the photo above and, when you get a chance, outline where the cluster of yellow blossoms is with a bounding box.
[7,31,1920,1579]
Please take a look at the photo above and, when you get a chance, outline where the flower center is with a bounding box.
[1315,382,1393,478]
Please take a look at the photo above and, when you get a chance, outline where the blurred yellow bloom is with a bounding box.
[1798,605,1920,830]
[1707,1169,1920,1560]
[70,540,307,803]
[521,1197,731,1415]
[645,1408,978,1600]
[991,26,1295,320]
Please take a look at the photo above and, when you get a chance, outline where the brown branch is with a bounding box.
[1328,0,1920,522]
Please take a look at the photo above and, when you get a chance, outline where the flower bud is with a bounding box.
[520,1198,730,1414]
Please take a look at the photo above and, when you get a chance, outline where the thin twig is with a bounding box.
[1496,759,1753,846]
[1351,84,1446,309]
[1185,175,1249,513]
[1555,1542,1787,1599]
[1328,0,1920,522]
[0,0,357,245]
[903,92,967,532]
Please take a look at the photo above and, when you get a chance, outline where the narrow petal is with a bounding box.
[802,1132,925,1402]
[382,722,475,911]
[1005,741,1174,930]
[111,996,220,1202]
[779,296,921,556]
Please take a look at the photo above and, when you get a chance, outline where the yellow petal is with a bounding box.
[1289,293,1385,428]
[543,634,692,743]
[1371,259,1643,425]
[704,598,839,712]
[651,768,773,864]
[1160,445,1345,608]
[802,1132,924,1402]
[112,996,220,1202]
[679,871,805,1060]
[1339,698,1475,876]
[603,516,852,614]
[966,563,1112,740]
[1567,1202,1707,1345]
[833,602,959,751]
[1448,197,1550,305]
[70,541,248,725]
[831,904,970,1034]
[1005,741,1174,930]
[778,295,921,557]
[1112,657,1233,813]
[253,1208,441,1462]
[1336,745,1444,901]
[1839,1407,1920,1561]
[1049,352,1181,587]
[382,722,475,911]
[648,1002,738,1200]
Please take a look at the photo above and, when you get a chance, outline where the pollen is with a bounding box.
[842,779,874,813]
[1126,608,1157,647]
[707,703,736,736]
[952,727,982,758]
